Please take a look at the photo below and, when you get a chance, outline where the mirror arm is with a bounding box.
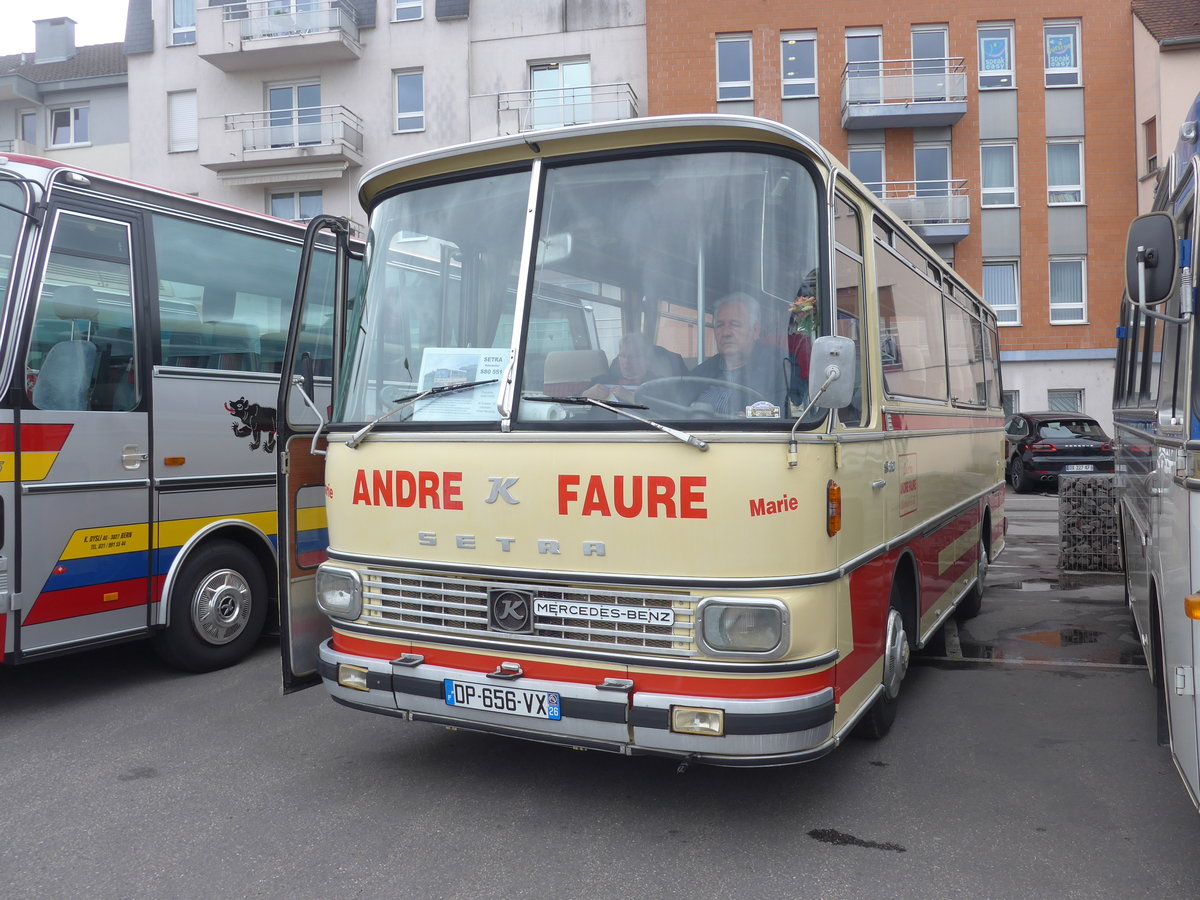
[787,366,839,468]
[292,368,328,458]
[1135,244,1191,325]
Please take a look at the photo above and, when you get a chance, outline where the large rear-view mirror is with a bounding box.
[1125,212,1177,306]
[807,335,856,410]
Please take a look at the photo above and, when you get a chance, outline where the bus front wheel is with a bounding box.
[856,583,910,739]
[152,540,268,673]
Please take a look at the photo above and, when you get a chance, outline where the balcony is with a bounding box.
[200,105,364,176]
[0,139,40,156]
[197,0,362,72]
[493,83,639,135]
[878,180,970,245]
[841,58,967,130]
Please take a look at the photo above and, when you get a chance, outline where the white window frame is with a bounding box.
[980,142,1018,207]
[167,90,198,153]
[1047,140,1084,205]
[716,34,753,101]
[17,108,37,145]
[48,104,89,148]
[393,0,423,22]
[394,69,425,133]
[1044,20,1081,88]
[780,31,817,98]
[978,23,1014,89]
[983,259,1020,326]
[270,189,323,223]
[1049,256,1087,324]
[1047,388,1083,412]
[170,0,196,46]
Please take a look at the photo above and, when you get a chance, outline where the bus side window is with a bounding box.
[28,212,138,412]
[833,191,866,426]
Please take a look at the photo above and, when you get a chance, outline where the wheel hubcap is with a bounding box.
[882,608,909,700]
[191,568,252,645]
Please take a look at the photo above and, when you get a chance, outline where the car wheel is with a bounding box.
[1009,456,1032,493]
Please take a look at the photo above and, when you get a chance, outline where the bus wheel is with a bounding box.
[1008,456,1031,493]
[955,531,988,621]
[152,540,268,673]
[856,587,910,739]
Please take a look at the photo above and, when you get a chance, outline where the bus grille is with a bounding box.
[359,570,695,655]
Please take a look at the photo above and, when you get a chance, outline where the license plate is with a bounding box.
[1064,464,1094,472]
[443,679,562,720]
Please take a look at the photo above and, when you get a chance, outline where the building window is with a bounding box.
[268,82,322,148]
[845,29,883,105]
[978,23,1014,89]
[529,60,592,130]
[49,105,89,147]
[1144,117,1158,175]
[270,190,323,223]
[394,0,423,22]
[18,109,37,144]
[168,90,198,152]
[914,144,950,197]
[171,0,196,45]
[717,34,752,101]
[395,69,425,132]
[981,143,1017,206]
[1049,257,1086,323]
[1047,140,1084,204]
[1047,389,1083,412]
[1044,21,1080,87]
[1002,390,1018,417]
[781,32,816,98]
[912,25,949,102]
[983,260,1020,325]
[848,146,884,195]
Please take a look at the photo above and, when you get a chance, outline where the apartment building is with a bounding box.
[0,17,130,177]
[123,0,646,231]
[1133,0,1200,213]
[645,1,1137,429]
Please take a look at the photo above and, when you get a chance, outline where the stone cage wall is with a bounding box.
[1058,474,1121,573]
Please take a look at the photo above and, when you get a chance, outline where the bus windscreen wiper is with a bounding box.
[346,379,498,449]
[524,395,708,451]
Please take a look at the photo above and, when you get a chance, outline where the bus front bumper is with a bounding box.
[317,639,837,766]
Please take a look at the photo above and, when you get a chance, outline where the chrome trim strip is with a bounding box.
[332,622,840,674]
[23,478,151,495]
[152,366,279,384]
[155,473,275,492]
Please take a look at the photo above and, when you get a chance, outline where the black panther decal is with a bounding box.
[226,397,277,453]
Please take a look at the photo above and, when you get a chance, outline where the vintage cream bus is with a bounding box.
[278,115,1005,765]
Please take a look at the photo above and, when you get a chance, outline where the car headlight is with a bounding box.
[699,599,787,655]
[315,566,362,620]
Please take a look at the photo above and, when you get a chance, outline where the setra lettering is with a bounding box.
[558,474,707,519]
[352,469,463,510]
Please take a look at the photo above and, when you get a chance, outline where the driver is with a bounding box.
[689,293,787,415]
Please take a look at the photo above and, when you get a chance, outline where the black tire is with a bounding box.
[955,530,988,621]
[1008,455,1032,493]
[1150,598,1169,747]
[152,540,268,673]
[855,581,910,739]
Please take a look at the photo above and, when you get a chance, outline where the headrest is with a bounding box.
[51,285,99,321]
[543,349,609,384]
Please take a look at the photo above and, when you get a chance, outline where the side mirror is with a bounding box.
[807,335,856,409]
[1125,212,1177,306]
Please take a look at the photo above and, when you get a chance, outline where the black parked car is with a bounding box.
[1004,412,1114,493]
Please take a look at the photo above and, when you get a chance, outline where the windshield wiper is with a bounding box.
[524,396,708,451]
[345,379,498,449]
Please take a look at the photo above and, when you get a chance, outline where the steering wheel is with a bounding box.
[635,376,772,419]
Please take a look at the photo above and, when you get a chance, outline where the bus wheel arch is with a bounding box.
[152,525,275,672]
[855,555,917,739]
[1149,580,1170,746]
[956,508,991,621]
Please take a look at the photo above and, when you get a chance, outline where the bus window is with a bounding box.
[0,179,25,301]
[875,235,949,401]
[27,211,138,412]
[945,297,987,406]
[833,191,866,426]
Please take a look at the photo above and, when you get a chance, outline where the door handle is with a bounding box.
[121,445,148,470]
[872,480,887,490]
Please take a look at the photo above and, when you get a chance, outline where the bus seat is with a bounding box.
[33,339,97,410]
[543,349,608,396]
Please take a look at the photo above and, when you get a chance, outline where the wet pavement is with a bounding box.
[920,486,1143,671]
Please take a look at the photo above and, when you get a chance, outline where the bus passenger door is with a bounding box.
[15,206,151,656]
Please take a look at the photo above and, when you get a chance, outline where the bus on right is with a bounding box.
[1114,90,1200,811]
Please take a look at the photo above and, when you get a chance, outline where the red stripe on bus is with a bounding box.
[22,579,154,626]
[0,423,73,452]
[331,631,835,699]
[883,412,1004,432]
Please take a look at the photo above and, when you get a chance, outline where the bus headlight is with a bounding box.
[315,566,362,620]
[698,599,787,655]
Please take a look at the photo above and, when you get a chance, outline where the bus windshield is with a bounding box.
[0,179,27,305]
[339,149,824,427]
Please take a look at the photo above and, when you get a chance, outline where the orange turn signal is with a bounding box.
[827,480,842,536]
[1185,595,1200,620]
[163,457,186,466]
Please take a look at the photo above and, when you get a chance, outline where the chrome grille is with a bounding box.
[359,569,695,655]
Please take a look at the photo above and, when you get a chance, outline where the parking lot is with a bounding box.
[2,488,1198,899]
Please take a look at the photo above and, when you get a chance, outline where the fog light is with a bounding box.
[338,664,370,691]
[671,706,724,736]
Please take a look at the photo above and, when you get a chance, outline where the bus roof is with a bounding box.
[357,114,836,210]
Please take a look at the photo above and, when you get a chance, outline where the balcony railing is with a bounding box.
[840,58,968,129]
[875,179,971,244]
[495,82,639,134]
[198,0,361,70]
[201,104,364,172]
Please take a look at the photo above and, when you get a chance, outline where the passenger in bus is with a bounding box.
[583,331,685,403]
[689,293,789,415]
